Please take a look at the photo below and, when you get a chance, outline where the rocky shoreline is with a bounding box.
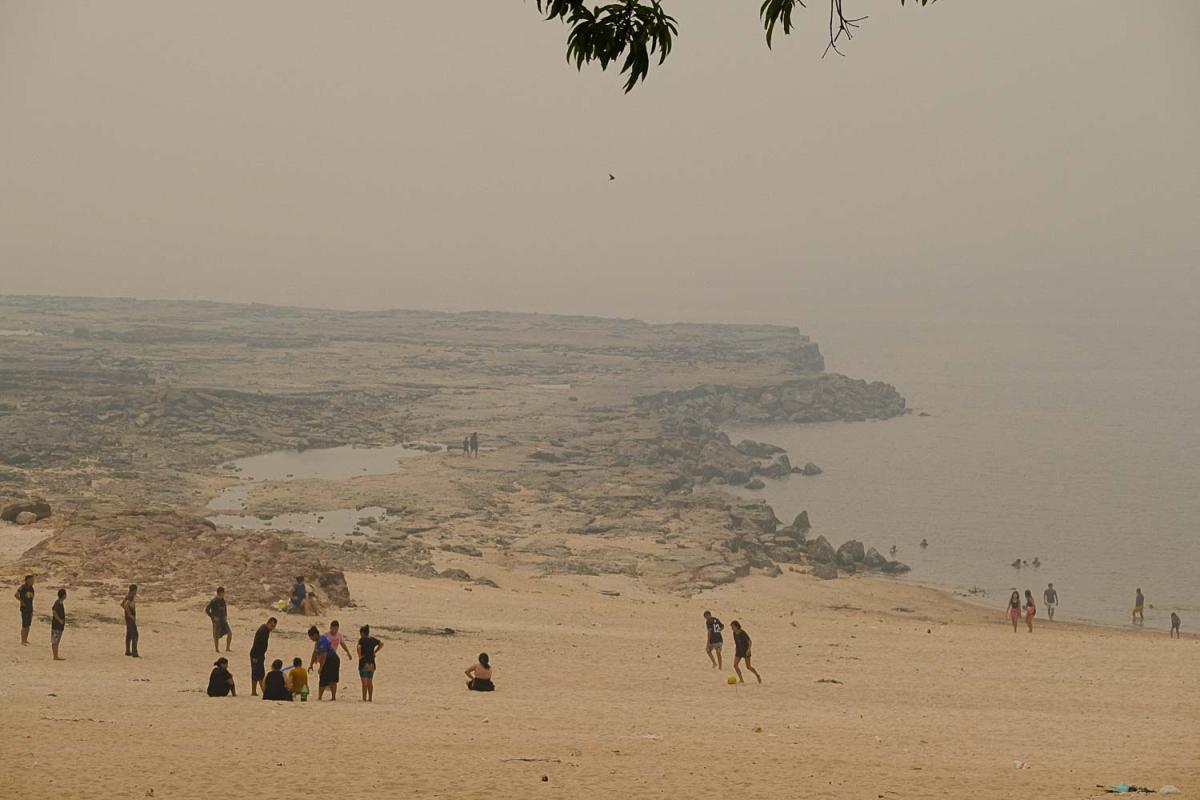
[1,295,910,602]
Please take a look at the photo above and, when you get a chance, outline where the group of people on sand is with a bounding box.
[461,431,480,458]
[1004,583,1182,637]
[702,611,761,684]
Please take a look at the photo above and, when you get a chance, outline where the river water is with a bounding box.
[727,315,1200,627]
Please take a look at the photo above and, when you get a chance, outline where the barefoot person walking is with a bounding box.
[121,584,139,657]
[309,621,352,700]
[50,588,66,661]
[703,611,724,669]
[1043,583,1058,621]
[205,587,232,653]
[1023,589,1037,633]
[1007,590,1022,632]
[1133,588,1145,626]
[357,625,383,702]
[729,620,762,684]
[15,575,34,646]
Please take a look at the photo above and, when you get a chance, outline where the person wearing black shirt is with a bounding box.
[357,624,384,702]
[703,610,724,669]
[15,575,34,646]
[121,584,139,657]
[207,657,236,697]
[249,617,277,696]
[729,620,762,684]
[50,588,66,661]
[262,659,292,701]
[205,587,232,653]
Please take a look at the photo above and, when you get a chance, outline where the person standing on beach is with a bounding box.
[703,611,724,669]
[463,436,470,456]
[1007,591,1022,632]
[1133,588,1145,626]
[121,584,139,657]
[50,588,66,660]
[729,620,762,684]
[469,432,479,458]
[249,617,277,696]
[15,575,34,646]
[1169,612,1181,639]
[308,622,351,701]
[1043,583,1058,621]
[205,587,232,653]
[1023,589,1037,633]
[357,624,383,702]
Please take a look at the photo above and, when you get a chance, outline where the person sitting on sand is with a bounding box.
[1023,589,1036,632]
[729,621,762,684]
[262,659,292,701]
[1007,590,1022,632]
[1133,588,1145,626]
[465,653,494,691]
[1170,612,1181,639]
[207,657,236,697]
[1043,583,1058,621]
[286,657,309,700]
[357,625,383,702]
[290,577,321,616]
[703,611,724,669]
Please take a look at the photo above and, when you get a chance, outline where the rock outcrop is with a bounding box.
[17,511,350,607]
[1,495,51,522]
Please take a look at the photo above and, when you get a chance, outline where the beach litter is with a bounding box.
[1013,760,1032,770]
[1103,783,1156,794]
[1159,787,1182,795]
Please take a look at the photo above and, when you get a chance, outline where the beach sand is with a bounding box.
[4,535,1196,800]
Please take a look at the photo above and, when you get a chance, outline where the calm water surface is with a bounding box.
[729,316,1200,627]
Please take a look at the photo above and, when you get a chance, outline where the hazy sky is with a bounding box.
[2,1,1197,325]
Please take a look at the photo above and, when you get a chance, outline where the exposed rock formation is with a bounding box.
[17,512,350,607]
[1,495,51,522]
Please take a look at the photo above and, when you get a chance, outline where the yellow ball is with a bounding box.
[727,675,738,685]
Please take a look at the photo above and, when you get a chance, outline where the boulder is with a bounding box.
[806,535,835,564]
[725,469,750,486]
[756,454,793,479]
[882,560,911,574]
[836,540,866,566]
[735,439,785,458]
[14,511,38,525]
[801,462,823,476]
[811,561,838,580]
[745,478,766,490]
[1,495,51,522]
[440,544,483,557]
[864,547,888,569]
[438,568,473,581]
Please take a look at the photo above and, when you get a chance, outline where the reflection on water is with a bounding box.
[206,441,439,538]
[208,507,390,542]
[220,442,437,482]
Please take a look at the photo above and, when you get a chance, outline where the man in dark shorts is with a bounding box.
[15,575,34,646]
[469,431,479,458]
[1133,588,1145,626]
[205,587,232,653]
[1170,612,1182,639]
[703,610,724,669]
[121,584,139,657]
[1043,583,1059,621]
[249,617,277,696]
[729,620,762,684]
[50,588,66,660]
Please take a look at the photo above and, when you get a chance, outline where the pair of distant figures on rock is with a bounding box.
[462,432,480,458]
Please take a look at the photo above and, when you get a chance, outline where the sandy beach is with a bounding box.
[4,536,1196,799]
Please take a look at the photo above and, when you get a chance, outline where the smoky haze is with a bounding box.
[1,1,1197,325]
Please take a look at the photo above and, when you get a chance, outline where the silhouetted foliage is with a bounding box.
[535,0,936,92]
